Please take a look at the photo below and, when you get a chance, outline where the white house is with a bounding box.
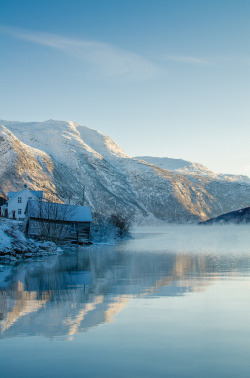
[7,185,43,221]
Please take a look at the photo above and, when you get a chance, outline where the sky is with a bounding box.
[0,0,250,176]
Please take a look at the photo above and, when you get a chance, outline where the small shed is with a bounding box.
[25,200,92,242]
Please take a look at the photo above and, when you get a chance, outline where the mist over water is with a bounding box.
[1,225,250,377]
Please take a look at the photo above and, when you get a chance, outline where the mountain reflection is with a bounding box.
[0,242,249,339]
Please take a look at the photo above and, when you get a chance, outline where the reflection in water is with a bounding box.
[0,281,50,333]
[0,225,250,340]
[66,295,104,340]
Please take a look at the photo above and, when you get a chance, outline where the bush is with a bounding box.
[90,212,133,243]
[110,213,132,237]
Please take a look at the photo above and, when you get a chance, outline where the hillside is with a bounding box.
[0,119,250,223]
[200,207,250,225]
[135,156,250,183]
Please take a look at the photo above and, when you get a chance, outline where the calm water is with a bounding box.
[1,225,250,377]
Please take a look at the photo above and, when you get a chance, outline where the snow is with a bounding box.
[0,219,59,260]
[75,122,129,160]
[0,228,12,249]
[135,156,250,183]
[27,200,92,222]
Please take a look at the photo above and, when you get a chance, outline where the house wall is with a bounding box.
[28,218,71,238]
[28,218,91,241]
[8,189,39,220]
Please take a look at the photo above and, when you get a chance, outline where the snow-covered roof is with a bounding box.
[8,189,43,200]
[26,200,92,223]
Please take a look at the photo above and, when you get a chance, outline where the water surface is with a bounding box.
[1,225,250,377]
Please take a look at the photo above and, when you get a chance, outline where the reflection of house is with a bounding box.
[25,200,92,242]
[5,185,43,221]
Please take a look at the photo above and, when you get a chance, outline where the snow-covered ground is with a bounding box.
[0,219,60,262]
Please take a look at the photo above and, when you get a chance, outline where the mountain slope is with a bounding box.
[201,207,250,224]
[0,119,250,223]
[135,156,250,183]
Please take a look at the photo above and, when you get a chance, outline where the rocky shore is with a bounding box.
[0,219,61,262]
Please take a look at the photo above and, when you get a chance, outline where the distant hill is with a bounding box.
[200,207,250,224]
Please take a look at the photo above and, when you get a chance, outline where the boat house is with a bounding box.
[24,200,92,242]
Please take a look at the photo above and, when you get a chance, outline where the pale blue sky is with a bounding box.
[0,0,250,175]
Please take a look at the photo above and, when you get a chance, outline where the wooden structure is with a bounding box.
[24,200,92,243]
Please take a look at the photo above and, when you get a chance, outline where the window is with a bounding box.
[18,197,22,203]
[70,223,79,232]
[18,209,22,215]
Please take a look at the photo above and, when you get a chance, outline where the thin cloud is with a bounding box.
[0,25,158,79]
[164,55,209,65]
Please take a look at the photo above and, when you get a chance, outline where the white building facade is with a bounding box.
[7,186,43,221]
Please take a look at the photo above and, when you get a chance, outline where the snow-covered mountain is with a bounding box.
[0,119,250,223]
[135,156,250,183]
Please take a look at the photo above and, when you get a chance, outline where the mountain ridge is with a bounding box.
[135,156,250,183]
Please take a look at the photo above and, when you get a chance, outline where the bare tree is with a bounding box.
[27,200,77,243]
[110,212,133,237]
[90,211,133,242]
